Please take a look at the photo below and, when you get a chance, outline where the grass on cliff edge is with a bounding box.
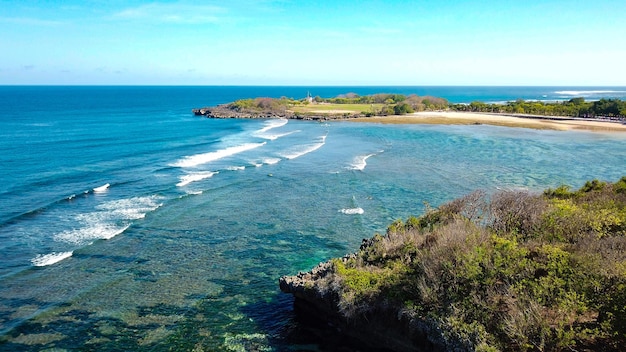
[322,177,626,352]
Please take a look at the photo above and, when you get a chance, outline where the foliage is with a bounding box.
[230,97,292,114]
[229,94,625,120]
[324,178,626,351]
[450,98,626,119]
[310,93,448,115]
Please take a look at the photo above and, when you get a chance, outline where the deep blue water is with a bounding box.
[0,86,625,351]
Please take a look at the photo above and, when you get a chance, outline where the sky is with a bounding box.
[1,0,625,86]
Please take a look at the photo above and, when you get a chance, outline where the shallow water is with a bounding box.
[0,86,625,350]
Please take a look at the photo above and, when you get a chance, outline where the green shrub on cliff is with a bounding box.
[325,178,626,351]
[230,97,292,114]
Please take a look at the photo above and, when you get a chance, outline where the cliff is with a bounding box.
[279,251,465,351]
[280,178,626,351]
[193,104,361,121]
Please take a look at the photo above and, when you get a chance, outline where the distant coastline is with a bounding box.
[193,93,626,132]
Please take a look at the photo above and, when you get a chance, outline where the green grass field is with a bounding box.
[290,103,384,114]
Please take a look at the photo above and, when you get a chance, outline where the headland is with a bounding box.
[280,178,626,351]
[194,93,626,132]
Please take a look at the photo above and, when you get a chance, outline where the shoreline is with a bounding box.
[348,111,626,132]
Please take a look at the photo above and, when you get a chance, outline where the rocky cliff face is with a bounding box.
[279,256,469,352]
[193,104,361,120]
[192,105,295,119]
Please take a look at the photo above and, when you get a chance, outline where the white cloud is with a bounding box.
[0,17,64,26]
[111,3,225,24]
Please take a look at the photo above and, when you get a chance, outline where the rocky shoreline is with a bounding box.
[279,243,471,352]
[192,105,362,121]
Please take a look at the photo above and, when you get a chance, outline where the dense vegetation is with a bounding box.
[451,98,626,119]
[313,93,449,116]
[225,94,625,120]
[226,93,449,117]
[323,178,626,351]
[230,97,292,114]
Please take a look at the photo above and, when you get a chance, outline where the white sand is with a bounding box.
[351,111,626,132]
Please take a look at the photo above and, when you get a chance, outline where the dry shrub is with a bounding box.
[414,219,490,306]
[503,294,550,351]
[441,190,488,223]
[574,235,626,278]
[489,190,547,237]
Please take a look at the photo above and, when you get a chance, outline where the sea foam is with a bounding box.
[279,135,327,160]
[257,119,288,134]
[53,196,162,245]
[339,208,364,215]
[93,183,110,193]
[349,153,376,171]
[177,171,218,187]
[172,142,267,168]
[554,90,626,96]
[31,251,74,266]
[258,131,297,141]
[253,119,296,140]
[262,158,281,165]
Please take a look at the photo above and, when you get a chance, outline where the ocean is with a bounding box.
[0,86,625,351]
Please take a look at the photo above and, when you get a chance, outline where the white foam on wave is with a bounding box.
[279,135,327,160]
[339,208,364,215]
[263,157,281,165]
[253,120,297,140]
[554,90,626,96]
[54,196,163,245]
[55,224,131,245]
[93,183,110,193]
[176,171,218,187]
[95,196,164,219]
[257,119,288,134]
[31,251,73,266]
[258,131,298,141]
[172,142,267,168]
[226,166,246,171]
[349,153,376,171]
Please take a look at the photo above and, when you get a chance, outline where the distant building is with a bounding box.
[306,91,313,104]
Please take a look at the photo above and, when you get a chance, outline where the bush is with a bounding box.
[324,177,626,351]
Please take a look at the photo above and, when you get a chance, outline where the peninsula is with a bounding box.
[193,94,626,132]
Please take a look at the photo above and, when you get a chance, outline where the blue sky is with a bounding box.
[1,0,625,85]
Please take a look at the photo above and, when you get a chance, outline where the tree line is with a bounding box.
[450,98,626,119]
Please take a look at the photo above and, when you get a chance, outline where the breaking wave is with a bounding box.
[554,90,626,96]
[177,171,218,187]
[93,183,110,193]
[53,196,163,246]
[31,251,74,266]
[172,142,267,168]
[279,135,327,160]
[339,208,364,215]
[349,153,376,171]
[257,119,288,134]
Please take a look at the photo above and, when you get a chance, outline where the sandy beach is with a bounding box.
[351,111,626,132]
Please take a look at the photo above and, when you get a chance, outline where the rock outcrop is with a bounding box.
[193,105,361,121]
[279,255,469,352]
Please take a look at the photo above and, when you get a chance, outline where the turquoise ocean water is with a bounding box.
[0,86,625,351]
